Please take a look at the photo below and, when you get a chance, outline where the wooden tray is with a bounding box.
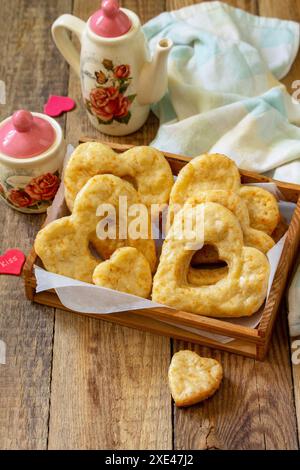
[23,139,300,360]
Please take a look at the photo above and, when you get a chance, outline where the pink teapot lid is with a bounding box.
[0,110,56,159]
[90,0,132,38]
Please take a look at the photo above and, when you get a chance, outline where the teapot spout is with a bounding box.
[137,38,173,106]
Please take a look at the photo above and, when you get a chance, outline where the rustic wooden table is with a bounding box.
[0,0,299,450]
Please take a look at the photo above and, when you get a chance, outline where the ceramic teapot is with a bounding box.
[52,0,173,136]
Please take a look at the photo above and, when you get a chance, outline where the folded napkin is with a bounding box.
[144,1,300,337]
[144,1,300,183]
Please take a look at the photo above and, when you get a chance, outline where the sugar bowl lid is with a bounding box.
[0,110,56,159]
[90,0,132,38]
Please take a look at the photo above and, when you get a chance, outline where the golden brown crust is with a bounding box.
[93,247,152,298]
[188,266,228,286]
[152,202,270,317]
[168,350,223,407]
[169,154,241,208]
[64,142,174,211]
[168,154,280,247]
[34,217,98,283]
[35,175,156,282]
[187,190,275,256]
[239,186,280,235]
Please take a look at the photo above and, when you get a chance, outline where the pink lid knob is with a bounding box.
[12,110,34,132]
[90,0,132,38]
[102,0,119,17]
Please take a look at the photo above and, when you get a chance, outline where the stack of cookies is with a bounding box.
[35,142,173,298]
[152,153,280,317]
[35,142,283,318]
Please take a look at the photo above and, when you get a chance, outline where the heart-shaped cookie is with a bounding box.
[153,202,270,317]
[34,175,156,283]
[168,350,223,407]
[169,153,280,236]
[44,95,75,117]
[93,247,152,298]
[0,249,26,276]
[64,142,174,211]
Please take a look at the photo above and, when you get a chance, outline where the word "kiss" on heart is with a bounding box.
[0,249,26,276]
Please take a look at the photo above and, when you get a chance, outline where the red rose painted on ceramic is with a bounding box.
[25,173,60,201]
[8,189,33,208]
[89,86,132,122]
[114,94,130,118]
[0,184,4,195]
[90,86,120,122]
[85,60,136,125]
[114,64,130,79]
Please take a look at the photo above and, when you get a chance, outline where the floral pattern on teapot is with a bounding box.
[85,59,136,125]
[0,172,60,213]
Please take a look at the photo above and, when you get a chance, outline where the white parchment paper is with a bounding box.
[34,146,297,344]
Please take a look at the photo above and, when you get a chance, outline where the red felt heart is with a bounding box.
[44,95,76,117]
[0,249,26,276]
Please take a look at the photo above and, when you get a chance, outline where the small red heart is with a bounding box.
[44,95,76,117]
[0,249,26,276]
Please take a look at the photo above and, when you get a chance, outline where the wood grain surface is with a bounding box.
[259,0,300,447]
[0,0,71,450]
[168,0,300,450]
[0,0,299,450]
[47,0,172,451]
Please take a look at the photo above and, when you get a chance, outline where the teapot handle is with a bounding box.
[51,14,85,77]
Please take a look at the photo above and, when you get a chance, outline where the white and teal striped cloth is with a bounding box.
[144,1,300,182]
[144,1,300,336]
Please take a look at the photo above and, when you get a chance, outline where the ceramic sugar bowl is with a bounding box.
[52,0,173,136]
[0,110,65,213]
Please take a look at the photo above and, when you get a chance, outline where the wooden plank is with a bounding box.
[261,0,300,447]
[259,0,300,93]
[167,0,298,449]
[48,311,171,449]
[291,332,300,444]
[30,290,259,358]
[0,0,72,449]
[173,347,265,449]
[259,0,300,446]
[47,0,172,450]
[253,308,298,449]
[166,0,257,12]
[289,254,300,445]
[173,310,298,450]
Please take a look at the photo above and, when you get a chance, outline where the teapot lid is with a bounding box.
[90,0,132,38]
[0,110,56,159]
